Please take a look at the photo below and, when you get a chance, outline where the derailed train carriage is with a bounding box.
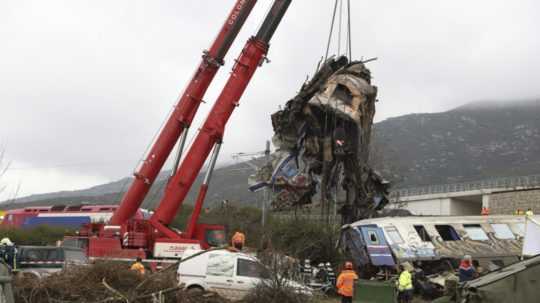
[340,215,538,275]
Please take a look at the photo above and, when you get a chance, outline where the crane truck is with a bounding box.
[64,0,292,260]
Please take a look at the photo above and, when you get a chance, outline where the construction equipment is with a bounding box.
[66,0,292,260]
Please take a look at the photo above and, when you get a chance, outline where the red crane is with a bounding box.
[109,0,258,226]
[68,0,292,260]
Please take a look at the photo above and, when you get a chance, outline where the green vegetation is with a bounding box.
[1,204,343,265]
[0,226,75,246]
[172,203,344,265]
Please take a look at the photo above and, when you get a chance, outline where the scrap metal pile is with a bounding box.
[251,56,390,223]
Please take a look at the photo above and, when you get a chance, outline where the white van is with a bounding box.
[177,249,310,301]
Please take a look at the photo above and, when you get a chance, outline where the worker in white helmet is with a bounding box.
[0,237,17,269]
[0,238,13,246]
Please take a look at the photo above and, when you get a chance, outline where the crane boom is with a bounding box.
[151,0,292,226]
[109,0,257,225]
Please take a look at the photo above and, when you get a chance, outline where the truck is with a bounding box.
[14,245,88,279]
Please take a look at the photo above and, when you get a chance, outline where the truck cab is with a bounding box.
[15,246,88,278]
[62,223,227,260]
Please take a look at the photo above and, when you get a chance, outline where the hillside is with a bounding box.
[374,99,540,187]
[3,99,540,209]
[1,161,265,210]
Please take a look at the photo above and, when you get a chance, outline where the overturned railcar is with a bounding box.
[341,215,537,274]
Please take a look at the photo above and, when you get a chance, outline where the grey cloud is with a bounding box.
[0,0,539,198]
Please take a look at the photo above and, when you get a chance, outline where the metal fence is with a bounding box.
[394,174,540,197]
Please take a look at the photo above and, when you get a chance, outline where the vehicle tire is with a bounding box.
[186,286,204,296]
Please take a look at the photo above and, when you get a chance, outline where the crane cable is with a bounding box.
[321,0,353,221]
[324,0,353,61]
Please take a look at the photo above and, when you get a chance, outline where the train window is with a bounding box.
[491,224,515,239]
[513,223,525,237]
[206,253,234,277]
[385,226,404,244]
[414,225,432,242]
[51,205,66,211]
[367,230,380,245]
[463,224,489,241]
[435,225,461,241]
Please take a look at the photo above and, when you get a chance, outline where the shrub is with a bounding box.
[0,226,73,246]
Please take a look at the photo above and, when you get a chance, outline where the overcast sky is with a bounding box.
[1,0,539,201]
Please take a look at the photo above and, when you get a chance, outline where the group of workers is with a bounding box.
[514,208,535,216]
[482,207,535,216]
[127,230,493,302]
[301,259,336,286]
[334,261,414,303]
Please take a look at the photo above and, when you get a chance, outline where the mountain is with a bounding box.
[0,161,265,210]
[373,99,540,187]
[2,99,540,208]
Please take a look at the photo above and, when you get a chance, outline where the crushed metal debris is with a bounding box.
[251,56,390,223]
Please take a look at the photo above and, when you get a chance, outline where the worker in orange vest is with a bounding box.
[336,261,359,303]
[130,257,145,276]
[230,231,246,251]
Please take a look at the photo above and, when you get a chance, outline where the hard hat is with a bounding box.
[304,259,310,264]
[401,262,414,272]
[325,262,331,267]
[345,261,353,269]
[318,263,324,267]
[0,238,13,246]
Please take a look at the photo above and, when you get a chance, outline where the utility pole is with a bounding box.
[262,140,271,227]
[231,140,272,227]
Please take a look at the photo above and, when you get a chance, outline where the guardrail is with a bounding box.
[394,174,540,197]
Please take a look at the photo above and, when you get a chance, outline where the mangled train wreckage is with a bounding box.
[250,56,390,224]
[340,215,539,276]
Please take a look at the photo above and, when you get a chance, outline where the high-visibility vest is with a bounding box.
[130,262,145,275]
[337,270,359,297]
[526,210,534,217]
[398,270,413,291]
